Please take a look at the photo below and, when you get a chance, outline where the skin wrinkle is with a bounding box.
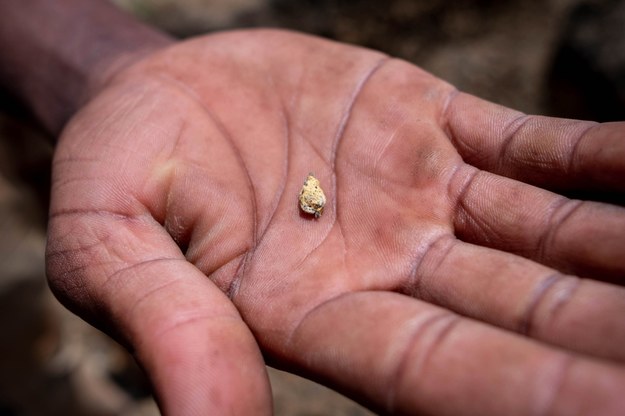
[46,223,113,327]
[101,225,148,276]
[132,101,185,142]
[335,219,349,274]
[406,233,456,300]
[385,312,458,413]
[193,106,259,298]
[47,210,154,254]
[147,73,260,299]
[519,273,564,335]
[165,118,187,165]
[56,266,91,293]
[224,253,248,299]
[444,163,464,204]
[122,264,187,317]
[250,78,290,248]
[457,204,499,245]
[55,262,107,284]
[372,125,401,174]
[49,208,181,326]
[497,113,531,168]
[51,174,113,194]
[312,57,391,273]
[199,249,248,279]
[61,80,152,147]
[89,251,243,350]
[330,55,390,215]
[259,56,393,295]
[447,165,482,211]
[53,267,92,304]
[441,95,481,161]
[50,152,154,216]
[566,122,598,177]
[438,87,459,133]
[53,155,100,165]
[539,277,582,335]
[144,80,255,252]
[168,171,248,256]
[52,265,111,343]
[302,132,333,167]
[104,120,167,157]
[79,38,174,116]
[47,225,125,336]
[276,218,338,291]
[163,155,230,179]
[59,223,133,342]
[536,199,585,265]
[99,257,187,299]
[284,290,356,350]
[162,121,194,247]
[147,78,256,211]
[450,168,499,245]
[538,355,575,416]
[143,310,244,345]
[113,88,169,150]
[286,54,333,166]
[449,165,480,217]
[448,132,481,164]
[47,237,113,258]
[102,205,156,225]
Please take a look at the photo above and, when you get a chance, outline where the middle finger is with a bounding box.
[447,164,625,282]
[405,234,625,362]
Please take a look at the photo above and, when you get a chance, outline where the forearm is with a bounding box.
[0,0,173,135]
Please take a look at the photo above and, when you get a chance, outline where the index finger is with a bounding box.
[444,92,625,194]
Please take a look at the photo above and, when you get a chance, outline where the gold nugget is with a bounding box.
[299,173,326,218]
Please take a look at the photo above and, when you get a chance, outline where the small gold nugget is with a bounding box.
[299,173,326,218]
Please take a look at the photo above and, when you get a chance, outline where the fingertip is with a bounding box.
[117,262,272,416]
[136,311,272,416]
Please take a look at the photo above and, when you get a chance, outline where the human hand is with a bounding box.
[46,29,625,415]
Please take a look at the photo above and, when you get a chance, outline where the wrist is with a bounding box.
[0,0,173,135]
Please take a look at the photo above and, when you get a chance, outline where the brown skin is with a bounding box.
[3,1,625,415]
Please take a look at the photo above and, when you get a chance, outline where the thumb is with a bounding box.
[46,209,271,415]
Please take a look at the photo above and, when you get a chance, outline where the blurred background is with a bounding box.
[1,0,624,414]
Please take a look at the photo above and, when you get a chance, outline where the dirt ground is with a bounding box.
[0,0,619,414]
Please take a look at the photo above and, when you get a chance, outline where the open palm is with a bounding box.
[47,30,625,415]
